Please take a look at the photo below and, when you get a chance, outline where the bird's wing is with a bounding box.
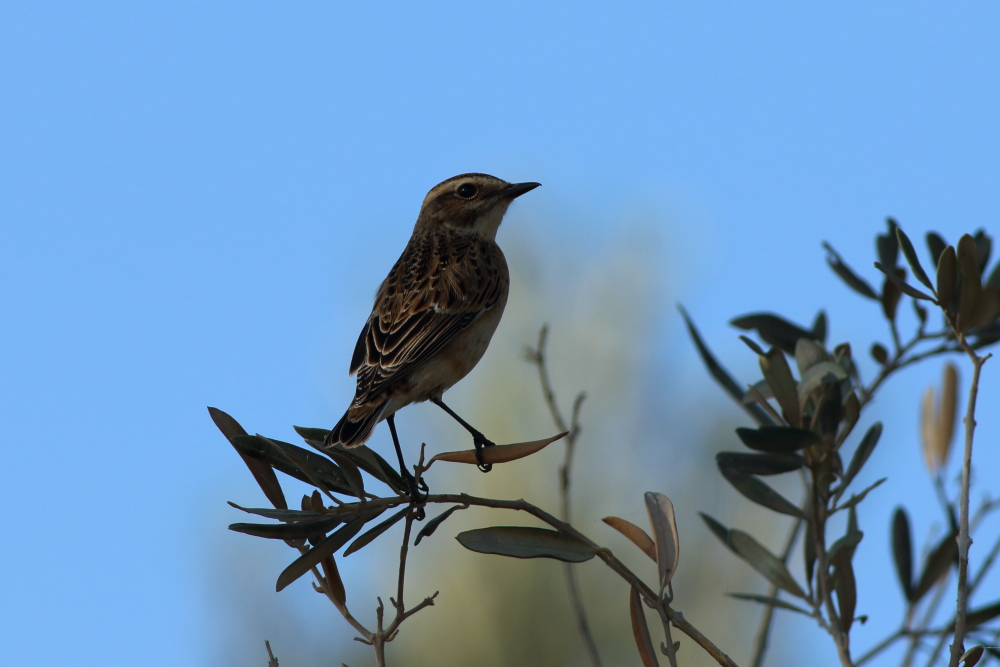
[348,232,506,403]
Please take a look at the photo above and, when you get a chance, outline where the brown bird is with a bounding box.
[324,173,540,498]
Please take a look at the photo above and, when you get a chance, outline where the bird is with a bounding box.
[323,173,541,500]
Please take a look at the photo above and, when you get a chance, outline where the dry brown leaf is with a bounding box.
[429,432,568,465]
[603,516,657,562]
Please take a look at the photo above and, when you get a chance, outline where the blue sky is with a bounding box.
[2,3,999,665]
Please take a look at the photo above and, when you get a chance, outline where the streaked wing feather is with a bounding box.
[351,232,504,401]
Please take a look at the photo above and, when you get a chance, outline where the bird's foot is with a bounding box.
[473,433,496,473]
[401,470,428,520]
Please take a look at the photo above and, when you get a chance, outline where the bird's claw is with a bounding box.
[474,434,496,473]
[402,470,428,520]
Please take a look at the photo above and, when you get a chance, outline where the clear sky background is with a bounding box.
[2,3,999,666]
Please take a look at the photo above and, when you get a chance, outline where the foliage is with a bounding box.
[211,221,1000,667]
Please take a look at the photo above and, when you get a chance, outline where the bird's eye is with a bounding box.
[456,183,478,199]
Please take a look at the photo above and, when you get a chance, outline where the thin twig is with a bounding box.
[526,324,602,667]
[265,640,279,667]
[947,342,990,667]
[318,490,739,667]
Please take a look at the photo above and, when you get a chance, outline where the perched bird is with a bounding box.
[324,173,540,496]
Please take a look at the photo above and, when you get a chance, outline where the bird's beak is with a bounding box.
[501,182,541,199]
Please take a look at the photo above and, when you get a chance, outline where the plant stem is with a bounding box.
[946,345,990,667]
[527,325,602,667]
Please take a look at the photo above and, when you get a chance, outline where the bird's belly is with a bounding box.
[388,298,507,411]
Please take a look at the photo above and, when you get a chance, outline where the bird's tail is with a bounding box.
[324,398,388,449]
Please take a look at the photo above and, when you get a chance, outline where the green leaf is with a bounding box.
[958,234,984,332]
[739,335,767,356]
[227,502,320,521]
[231,434,355,496]
[415,505,466,546]
[715,451,803,476]
[833,550,858,633]
[798,361,849,404]
[875,262,936,301]
[897,226,935,291]
[913,528,958,602]
[927,232,948,268]
[961,646,985,667]
[678,305,775,426]
[967,600,1000,628]
[344,506,410,556]
[892,507,913,602]
[760,347,801,427]
[870,343,889,365]
[824,242,879,300]
[230,516,346,540]
[974,230,992,275]
[456,527,597,563]
[736,426,822,453]
[731,312,822,355]
[835,478,886,511]
[717,462,805,518]
[937,245,958,310]
[210,407,287,510]
[294,425,406,493]
[878,218,900,268]
[699,512,735,553]
[729,530,806,598]
[828,530,864,563]
[276,509,385,591]
[728,593,812,617]
[841,422,882,492]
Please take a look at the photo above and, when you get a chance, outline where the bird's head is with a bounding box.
[416,173,540,240]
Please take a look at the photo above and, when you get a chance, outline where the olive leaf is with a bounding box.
[456,526,596,563]
[210,407,287,510]
[891,507,913,602]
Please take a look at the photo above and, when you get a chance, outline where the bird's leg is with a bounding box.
[386,415,426,518]
[430,398,495,473]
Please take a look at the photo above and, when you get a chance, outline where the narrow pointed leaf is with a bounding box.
[913,528,958,601]
[230,516,345,540]
[210,407,287,510]
[736,426,822,453]
[415,505,466,546]
[760,347,801,426]
[715,451,803,476]
[833,553,858,633]
[644,492,680,590]
[629,584,660,667]
[603,516,657,562]
[344,506,410,556]
[729,530,806,598]
[927,232,948,268]
[322,556,347,608]
[227,502,320,521]
[812,311,828,343]
[957,234,983,331]
[878,219,900,268]
[798,361,849,403]
[794,338,832,375]
[897,226,934,291]
[974,230,992,275]
[699,512,735,553]
[728,592,812,617]
[430,432,567,465]
[276,509,385,591]
[835,478,886,511]
[232,434,354,496]
[875,262,935,301]
[456,526,596,562]
[731,312,820,355]
[679,305,774,425]
[828,530,864,563]
[937,245,958,311]
[295,426,405,493]
[842,422,882,491]
[892,507,913,601]
[967,600,1000,628]
[824,242,878,300]
[323,448,366,499]
[718,463,805,518]
[740,335,767,356]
